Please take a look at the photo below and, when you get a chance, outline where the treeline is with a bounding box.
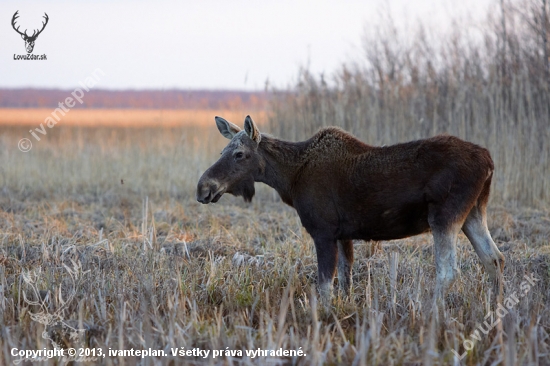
[268,0,549,207]
[0,89,268,110]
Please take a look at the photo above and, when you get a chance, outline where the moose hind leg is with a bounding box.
[462,206,505,280]
[314,237,338,308]
[426,171,483,298]
[337,240,354,296]
[432,225,461,297]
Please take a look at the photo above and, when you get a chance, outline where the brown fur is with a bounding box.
[197,116,505,306]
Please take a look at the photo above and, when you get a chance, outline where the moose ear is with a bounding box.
[21,34,26,40]
[215,116,241,139]
[244,115,261,144]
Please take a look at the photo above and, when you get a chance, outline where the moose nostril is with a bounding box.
[196,179,219,204]
[196,184,214,203]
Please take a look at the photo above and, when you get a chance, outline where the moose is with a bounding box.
[196,116,505,306]
[12,11,49,54]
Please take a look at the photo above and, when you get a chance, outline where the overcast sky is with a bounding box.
[0,0,493,91]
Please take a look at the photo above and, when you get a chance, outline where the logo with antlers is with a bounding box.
[21,261,88,351]
[12,10,49,54]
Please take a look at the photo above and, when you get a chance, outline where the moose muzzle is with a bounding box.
[196,179,225,204]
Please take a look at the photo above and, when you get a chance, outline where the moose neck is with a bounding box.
[255,134,308,206]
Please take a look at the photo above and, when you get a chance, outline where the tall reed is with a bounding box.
[269,0,550,207]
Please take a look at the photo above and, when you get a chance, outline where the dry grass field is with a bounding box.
[0,107,549,365]
[0,108,267,127]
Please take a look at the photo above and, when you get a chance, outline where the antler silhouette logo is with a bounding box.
[21,261,88,350]
[12,10,49,54]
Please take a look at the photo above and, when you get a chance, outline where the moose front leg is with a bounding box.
[313,237,338,310]
[337,239,354,296]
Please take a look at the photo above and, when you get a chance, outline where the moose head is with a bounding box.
[196,116,263,204]
[12,11,49,54]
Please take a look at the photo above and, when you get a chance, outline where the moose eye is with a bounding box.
[235,152,244,160]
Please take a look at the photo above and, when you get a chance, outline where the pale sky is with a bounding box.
[0,0,493,91]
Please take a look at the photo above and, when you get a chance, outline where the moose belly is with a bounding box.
[338,201,431,241]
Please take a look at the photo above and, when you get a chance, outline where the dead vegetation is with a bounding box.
[268,0,550,208]
[0,108,266,128]
[0,125,548,365]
